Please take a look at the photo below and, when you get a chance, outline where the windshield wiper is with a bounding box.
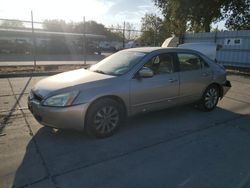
[93,70,106,74]
[92,70,118,76]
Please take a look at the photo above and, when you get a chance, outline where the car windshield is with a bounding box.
[89,51,146,76]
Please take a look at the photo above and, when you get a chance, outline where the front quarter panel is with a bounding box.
[73,77,130,113]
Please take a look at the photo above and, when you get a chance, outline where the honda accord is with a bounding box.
[28,47,231,138]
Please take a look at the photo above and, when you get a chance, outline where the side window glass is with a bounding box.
[144,54,174,75]
[178,53,202,71]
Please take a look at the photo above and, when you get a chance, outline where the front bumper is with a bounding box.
[28,98,89,131]
[222,80,231,97]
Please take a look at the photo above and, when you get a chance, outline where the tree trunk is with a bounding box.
[204,24,210,32]
[204,19,211,32]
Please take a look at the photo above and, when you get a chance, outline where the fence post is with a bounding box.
[154,30,156,46]
[83,16,86,65]
[214,30,217,43]
[179,33,184,45]
[123,21,125,48]
[31,11,37,69]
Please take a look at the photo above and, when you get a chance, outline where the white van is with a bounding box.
[161,37,220,61]
[178,42,219,61]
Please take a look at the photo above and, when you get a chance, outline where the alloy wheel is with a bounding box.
[204,87,218,109]
[94,106,119,134]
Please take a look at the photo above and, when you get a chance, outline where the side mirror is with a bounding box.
[138,67,154,78]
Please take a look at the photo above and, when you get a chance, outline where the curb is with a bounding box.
[0,64,91,78]
[0,71,62,78]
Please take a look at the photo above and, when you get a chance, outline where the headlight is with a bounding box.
[29,91,34,100]
[43,91,79,107]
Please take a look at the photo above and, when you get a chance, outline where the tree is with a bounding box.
[189,0,224,32]
[74,21,106,35]
[106,24,129,42]
[43,19,74,32]
[154,0,191,34]
[0,20,25,28]
[154,0,224,33]
[41,19,124,54]
[224,0,250,30]
[154,0,250,33]
[43,19,123,40]
[125,22,138,40]
[139,13,168,46]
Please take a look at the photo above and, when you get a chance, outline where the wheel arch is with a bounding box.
[206,82,223,99]
[84,95,128,126]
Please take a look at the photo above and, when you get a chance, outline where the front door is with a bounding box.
[130,53,179,115]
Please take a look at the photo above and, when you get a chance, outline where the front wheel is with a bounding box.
[199,85,219,111]
[85,98,123,138]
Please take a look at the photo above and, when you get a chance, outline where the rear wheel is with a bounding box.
[86,98,123,138]
[199,85,219,111]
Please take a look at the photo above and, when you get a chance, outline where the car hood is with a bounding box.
[32,68,115,97]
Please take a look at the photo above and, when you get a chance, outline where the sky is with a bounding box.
[0,0,225,30]
[0,0,161,28]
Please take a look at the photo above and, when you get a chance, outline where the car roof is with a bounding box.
[122,47,202,54]
[123,47,163,53]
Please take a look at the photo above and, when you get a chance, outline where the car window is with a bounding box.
[177,53,202,71]
[89,51,146,76]
[144,54,174,75]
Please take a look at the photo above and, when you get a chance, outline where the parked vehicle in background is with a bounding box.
[162,37,221,61]
[28,47,231,138]
[114,42,123,51]
[178,42,220,61]
[99,41,116,51]
[86,42,101,54]
[125,41,140,49]
[161,36,179,47]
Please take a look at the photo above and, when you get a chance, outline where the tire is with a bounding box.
[85,98,123,138]
[199,85,219,111]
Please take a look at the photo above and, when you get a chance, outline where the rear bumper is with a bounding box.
[222,80,231,97]
[28,98,89,131]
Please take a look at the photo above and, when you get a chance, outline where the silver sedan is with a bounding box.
[28,47,231,138]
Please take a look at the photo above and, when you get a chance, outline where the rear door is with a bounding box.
[130,53,179,114]
[177,53,213,103]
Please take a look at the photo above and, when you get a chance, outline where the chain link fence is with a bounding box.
[0,12,156,73]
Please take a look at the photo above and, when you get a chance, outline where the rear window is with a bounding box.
[177,53,202,71]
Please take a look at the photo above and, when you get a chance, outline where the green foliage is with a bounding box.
[154,0,224,33]
[40,19,124,54]
[107,24,124,42]
[125,23,138,40]
[139,13,171,46]
[154,0,250,33]
[154,0,190,34]
[43,19,123,41]
[43,20,74,32]
[224,0,250,30]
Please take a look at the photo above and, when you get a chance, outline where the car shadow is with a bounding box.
[12,104,250,187]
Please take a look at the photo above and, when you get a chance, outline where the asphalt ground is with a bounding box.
[0,74,249,188]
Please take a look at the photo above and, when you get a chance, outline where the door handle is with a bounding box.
[169,78,178,83]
